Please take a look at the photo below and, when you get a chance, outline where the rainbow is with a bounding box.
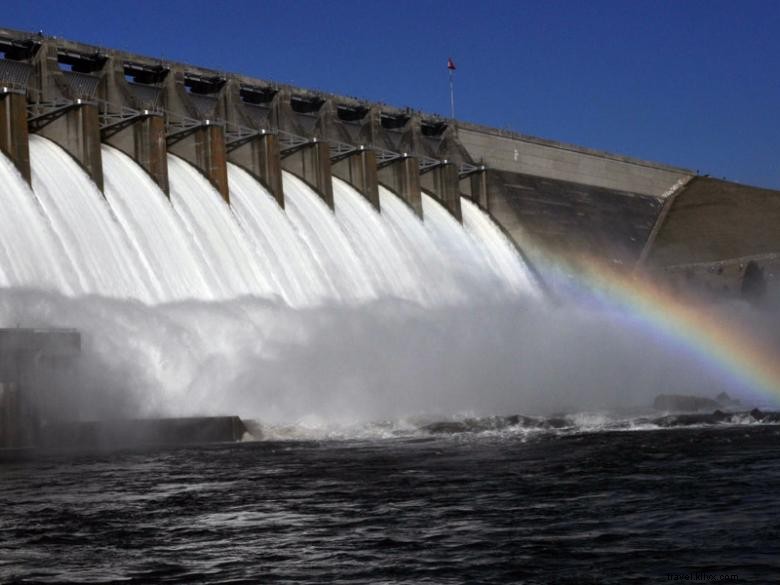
[547,255,780,407]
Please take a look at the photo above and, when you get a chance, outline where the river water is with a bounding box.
[2,423,779,584]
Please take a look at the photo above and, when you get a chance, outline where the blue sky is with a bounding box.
[5,0,780,188]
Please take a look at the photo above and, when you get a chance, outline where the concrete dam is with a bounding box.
[1,29,779,452]
[0,28,778,299]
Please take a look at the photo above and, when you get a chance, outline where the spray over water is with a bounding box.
[0,138,775,438]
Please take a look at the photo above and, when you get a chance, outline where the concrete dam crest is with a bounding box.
[0,27,778,300]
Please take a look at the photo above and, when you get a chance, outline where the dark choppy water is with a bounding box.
[2,425,780,584]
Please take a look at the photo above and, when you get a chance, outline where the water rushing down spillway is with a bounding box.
[228,164,333,306]
[29,136,157,302]
[0,137,539,305]
[168,154,279,300]
[281,172,376,302]
[8,136,768,428]
[0,143,78,293]
[102,146,219,302]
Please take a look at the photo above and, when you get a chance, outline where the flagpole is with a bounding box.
[449,67,455,119]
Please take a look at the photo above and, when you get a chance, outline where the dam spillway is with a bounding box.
[0,28,778,440]
[0,28,777,299]
[1,134,535,304]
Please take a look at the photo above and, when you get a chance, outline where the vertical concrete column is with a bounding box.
[227,132,284,208]
[104,114,169,195]
[35,102,104,192]
[332,148,380,211]
[465,168,489,209]
[168,123,230,204]
[281,140,333,208]
[424,162,462,222]
[0,92,31,184]
[378,156,422,217]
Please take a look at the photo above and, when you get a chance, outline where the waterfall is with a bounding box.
[0,142,79,293]
[167,154,279,300]
[102,145,219,302]
[0,138,548,424]
[228,163,333,306]
[281,172,376,302]
[0,138,538,306]
[29,135,157,302]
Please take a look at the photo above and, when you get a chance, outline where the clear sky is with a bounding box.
[4,0,780,188]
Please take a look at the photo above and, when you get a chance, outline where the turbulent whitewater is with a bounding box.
[0,136,558,422]
[2,137,773,428]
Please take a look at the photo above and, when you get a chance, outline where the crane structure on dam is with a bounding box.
[0,28,778,299]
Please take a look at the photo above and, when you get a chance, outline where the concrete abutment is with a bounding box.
[281,140,334,208]
[227,132,284,207]
[103,114,169,195]
[34,102,104,192]
[167,124,230,204]
[0,91,30,183]
[332,148,380,211]
[378,156,423,217]
[422,161,462,222]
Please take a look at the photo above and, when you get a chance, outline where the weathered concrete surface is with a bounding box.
[421,162,462,221]
[644,178,780,266]
[0,92,30,183]
[636,177,780,299]
[39,416,247,450]
[281,140,334,208]
[378,156,423,217]
[35,102,104,191]
[457,124,691,198]
[332,148,379,211]
[228,132,284,207]
[99,58,170,194]
[0,328,80,450]
[104,114,169,195]
[168,124,230,204]
[483,168,663,269]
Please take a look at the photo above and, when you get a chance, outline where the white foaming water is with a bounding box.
[420,192,536,300]
[29,135,156,302]
[102,145,218,302]
[168,154,278,300]
[282,172,375,301]
[460,197,540,298]
[332,177,426,303]
[0,139,582,435]
[0,146,79,293]
[228,163,333,306]
[377,186,466,303]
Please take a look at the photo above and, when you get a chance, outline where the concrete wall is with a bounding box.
[644,178,780,266]
[484,168,663,268]
[457,125,691,198]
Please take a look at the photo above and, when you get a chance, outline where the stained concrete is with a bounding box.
[457,125,691,198]
[0,91,30,183]
[484,169,662,268]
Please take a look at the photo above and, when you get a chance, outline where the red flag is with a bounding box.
[447,57,456,71]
